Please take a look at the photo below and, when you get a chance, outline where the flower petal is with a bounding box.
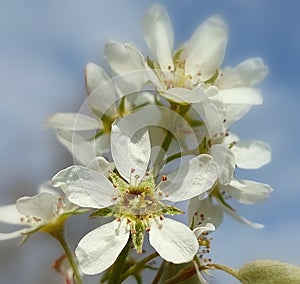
[149,217,198,263]
[87,157,115,177]
[231,140,271,169]
[52,165,117,209]
[143,5,174,71]
[217,201,264,229]
[46,113,101,131]
[219,87,262,105]
[210,144,235,185]
[0,204,23,225]
[111,116,151,182]
[161,87,205,104]
[194,98,225,139]
[184,15,228,81]
[216,58,268,89]
[55,130,98,166]
[75,219,130,275]
[224,104,252,125]
[16,192,58,222]
[85,62,110,95]
[0,229,28,241]
[87,67,119,116]
[105,41,149,90]
[193,223,215,238]
[223,179,273,205]
[161,154,219,202]
[188,197,223,228]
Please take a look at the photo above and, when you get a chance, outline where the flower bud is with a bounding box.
[238,259,300,284]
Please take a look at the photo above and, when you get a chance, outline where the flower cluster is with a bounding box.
[0,4,272,284]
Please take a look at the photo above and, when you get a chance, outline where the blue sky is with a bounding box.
[0,1,299,283]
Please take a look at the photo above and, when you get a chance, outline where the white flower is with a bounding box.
[52,114,219,275]
[187,135,272,228]
[104,4,267,129]
[46,63,155,166]
[0,183,78,241]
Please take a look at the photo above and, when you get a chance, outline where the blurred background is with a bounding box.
[0,0,299,283]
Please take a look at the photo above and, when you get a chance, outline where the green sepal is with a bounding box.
[156,204,184,216]
[173,48,184,64]
[204,70,219,85]
[110,172,129,193]
[146,56,156,70]
[131,219,146,254]
[90,207,115,218]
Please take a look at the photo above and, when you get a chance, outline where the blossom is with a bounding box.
[52,114,219,275]
[0,183,78,241]
[104,4,267,109]
[46,62,155,166]
[187,132,272,229]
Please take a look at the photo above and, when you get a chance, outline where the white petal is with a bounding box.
[161,87,205,104]
[223,179,273,205]
[224,104,252,125]
[217,201,264,229]
[0,204,23,225]
[75,219,130,275]
[219,87,262,105]
[87,157,115,177]
[224,131,239,145]
[193,223,215,238]
[184,15,228,81]
[104,41,148,90]
[231,140,271,169]
[85,63,110,95]
[88,70,119,116]
[149,217,198,263]
[194,100,225,139]
[217,58,268,89]
[16,192,58,221]
[111,117,151,182]
[188,197,223,228]
[38,181,61,196]
[0,229,28,241]
[46,113,101,131]
[161,154,219,202]
[55,130,97,166]
[52,166,117,208]
[210,144,235,185]
[143,5,174,71]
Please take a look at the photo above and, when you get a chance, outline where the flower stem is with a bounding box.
[151,260,166,284]
[119,252,159,283]
[51,230,83,284]
[207,263,242,282]
[164,148,198,164]
[162,263,197,284]
[153,103,191,171]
